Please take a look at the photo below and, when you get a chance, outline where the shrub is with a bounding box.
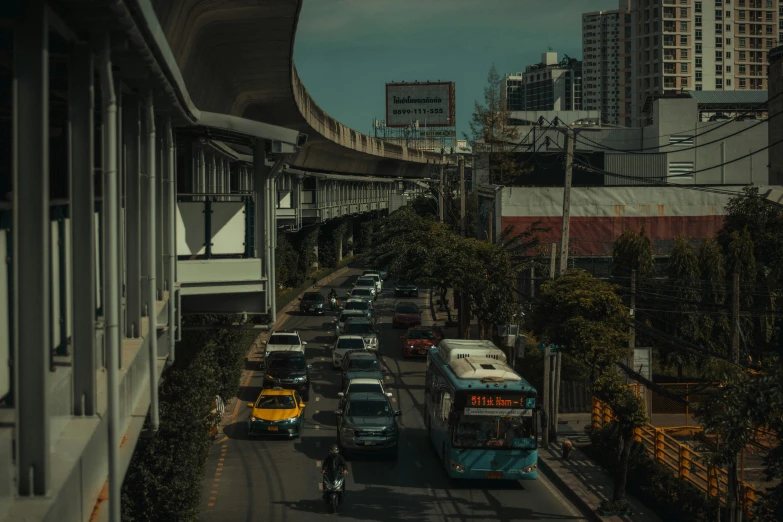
[585,425,724,522]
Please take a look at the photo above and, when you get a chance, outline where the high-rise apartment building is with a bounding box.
[582,2,632,126]
[630,0,779,125]
[502,52,583,112]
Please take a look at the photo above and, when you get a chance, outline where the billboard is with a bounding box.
[385,82,455,128]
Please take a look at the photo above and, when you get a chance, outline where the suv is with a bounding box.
[340,351,384,391]
[331,335,368,368]
[361,271,383,292]
[338,378,392,408]
[263,330,307,361]
[263,352,312,400]
[336,392,401,459]
[348,287,374,305]
[299,291,325,315]
[333,309,366,336]
[394,281,418,297]
[343,298,372,320]
[353,277,378,298]
[343,317,379,352]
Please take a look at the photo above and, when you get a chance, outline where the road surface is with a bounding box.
[199,268,586,521]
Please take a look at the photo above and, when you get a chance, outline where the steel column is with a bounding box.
[13,0,50,496]
[123,96,141,338]
[253,140,270,315]
[69,43,96,416]
[139,102,150,317]
[145,94,159,432]
[99,34,121,522]
[165,117,176,362]
[115,79,124,346]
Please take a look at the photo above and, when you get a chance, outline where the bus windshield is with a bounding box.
[452,414,535,450]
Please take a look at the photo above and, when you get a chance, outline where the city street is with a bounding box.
[198,268,586,522]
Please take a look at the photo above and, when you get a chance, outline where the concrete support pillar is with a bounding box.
[197,147,205,200]
[139,97,150,319]
[253,140,273,319]
[144,93,159,432]
[337,228,343,263]
[164,117,177,362]
[312,243,319,269]
[13,0,51,496]
[123,95,141,338]
[69,43,97,417]
[346,219,354,257]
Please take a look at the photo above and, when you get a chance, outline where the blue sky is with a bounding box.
[294,0,619,139]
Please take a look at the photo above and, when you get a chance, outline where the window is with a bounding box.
[716,64,723,74]
[739,51,746,60]
[681,35,688,45]
[726,52,731,59]
[696,57,702,67]
[696,71,703,81]
[726,66,732,73]
[739,24,746,33]
[726,24,731,32]
[739,38,746,47]
[716,50,723,60]
[767,39,774,48]
[681,77,689,87]
[681,49,689,59]
[696,84,703,91]
[716,37,723,47]
[715,9,723,20]
[726,79,732,86]
[681,8,688,17]
[696,2,702,13]
[716,78,723,88]
[681,22,688,31]
[696,30,703,40]
[696,43,703,53]
[739,78,747,88]
[681,63,688,72]
[726,38,731,45]
[766,12,773,21]
[696,15,702,26]
[739,10,746,20]
[716,23,723,33]
[766,25,773,35]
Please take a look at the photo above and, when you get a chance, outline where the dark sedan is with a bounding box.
[394,281,418,297]
[299,291,325,315]
[392,302,422,328]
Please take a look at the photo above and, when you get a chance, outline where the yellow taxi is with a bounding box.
[246,387,306,438]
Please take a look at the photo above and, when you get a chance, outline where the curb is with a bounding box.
[537,450,605,522]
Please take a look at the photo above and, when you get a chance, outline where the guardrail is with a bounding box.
[591,397,757,514]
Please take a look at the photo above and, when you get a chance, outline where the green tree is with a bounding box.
[611,227,656,289]
[275,233,300,289]
[532,269,629,379]
[661,236,702,377]
[593,372,648,506]
[467,64,520,185]
[699,238,730,355]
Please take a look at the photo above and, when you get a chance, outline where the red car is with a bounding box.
[400,327,439,357]
[392,302,422,328]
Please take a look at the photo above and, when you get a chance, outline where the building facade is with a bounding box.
[630,0,780,126]
[503,52,584,112]
[582,1,631,126]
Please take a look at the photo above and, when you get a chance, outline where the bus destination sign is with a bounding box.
[466,394,536,409]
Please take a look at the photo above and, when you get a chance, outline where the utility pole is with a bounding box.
[552,351,562,443]
[549,242,557,280]
[559,130,574,275]
[629,269,636,372]
[542,344,551,447]
[731,271,740,365]
[459,157,466,237]
[728,271,741,522]
[439,162,445,223]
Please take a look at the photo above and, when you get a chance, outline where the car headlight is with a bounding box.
[316,303,323,308]
[284,416,300,423]
[264,374,274,380]
[250,416,259,422]
[450,460,467,472]
[521,464,538,473]
[293,376,307,383]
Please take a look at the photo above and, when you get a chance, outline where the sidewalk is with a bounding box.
[538,424,664,522]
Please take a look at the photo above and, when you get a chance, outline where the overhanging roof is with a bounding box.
[150,0,445,178]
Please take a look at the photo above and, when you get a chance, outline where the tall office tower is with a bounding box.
[502,52,583,112]
[630,0,779,125]
[583,1,632,126]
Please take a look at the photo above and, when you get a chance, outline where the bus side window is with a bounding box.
[440,393,452,421]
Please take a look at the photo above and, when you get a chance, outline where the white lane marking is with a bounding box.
[316,461,321,467]
[318,482,323,491]
[315,410,320,414]
[539,471,584,518]
[315,424,320,430]
[316,397,320,402]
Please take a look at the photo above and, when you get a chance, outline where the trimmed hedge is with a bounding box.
[121,315,250,522]
[586,424,726,522]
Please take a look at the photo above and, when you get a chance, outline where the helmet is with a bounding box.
[330,444,340,455]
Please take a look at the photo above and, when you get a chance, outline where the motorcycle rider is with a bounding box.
[321,444,348,500]
[328,288,339,310]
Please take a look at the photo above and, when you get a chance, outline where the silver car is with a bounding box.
[343,298,373,320]
[352,277,377,299]
[361,272,383,292]
[331,335,369,368]
[333,310,366,336]
[348,287,374,305]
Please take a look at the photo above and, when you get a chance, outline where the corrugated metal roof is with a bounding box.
[686,90,768,105]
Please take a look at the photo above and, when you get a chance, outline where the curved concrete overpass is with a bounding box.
[152,0,444,178]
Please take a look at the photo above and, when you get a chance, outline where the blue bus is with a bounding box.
[424,339,540,480]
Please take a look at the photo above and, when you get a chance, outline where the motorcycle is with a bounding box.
[329,296,339,311]
[322,467,347,513]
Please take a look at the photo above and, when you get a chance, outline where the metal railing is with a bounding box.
[592,396,758,514]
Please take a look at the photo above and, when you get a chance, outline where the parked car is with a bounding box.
[299,291,325,315]
[331,335,368,368]
[392,302,422,328]
[340,351,384,391]
[400,326,439,358]
[343,298,373,320]
[336,392,401,459]
[333,309,367,336]
[246,387,306,438]
[263,351,313,400]
[343,317,379,352]
[338,378,392,408]
[361,271,383,292]
[394,281,418,297]
[263,330,307,361]
[352,277,377,299]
